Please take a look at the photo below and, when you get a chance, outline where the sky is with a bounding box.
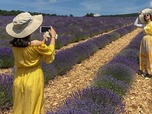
[0,0,152,17]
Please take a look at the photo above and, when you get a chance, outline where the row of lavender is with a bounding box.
[43,24,136,83]
[47,31,143,114]
[0,23,136,74]
[53,17,134,49]
[0,21,136,68]
[0,16,135,49]
[0,16,135,68]
[0,23,136,108]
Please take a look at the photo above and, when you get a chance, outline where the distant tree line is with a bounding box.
[0,9,57,16]
[0,9,138,17]
[0,9,76,17]
[85,13,138,17]
[101,13,138,17]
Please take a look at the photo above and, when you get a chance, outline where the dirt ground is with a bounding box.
[123,74,152,114]
[1,28,152,114]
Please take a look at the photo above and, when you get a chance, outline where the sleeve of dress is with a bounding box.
[134,17,145,28]
[34,43,55,64]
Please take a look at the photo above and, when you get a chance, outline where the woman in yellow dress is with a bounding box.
[6,12,56,114]
[134,8,152,78]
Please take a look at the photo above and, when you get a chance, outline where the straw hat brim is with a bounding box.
[6,14,43,38]
[139,8,152,24]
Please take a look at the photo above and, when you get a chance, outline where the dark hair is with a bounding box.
[144,13,152,22]
[10,35,31,47]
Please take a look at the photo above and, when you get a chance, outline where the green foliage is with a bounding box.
[101,13,138,17]
[85,13,94,17]
[97,63,135,83]
[92,75,129,97]
[0,56,14,68]
[0,9,57,16]
[0,9,68,16]
[0,92,12,108]
[0,82,13,108]
[75,32,89,41]
[108,32,121,41]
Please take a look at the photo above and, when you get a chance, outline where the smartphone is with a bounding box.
[40,26,50,33]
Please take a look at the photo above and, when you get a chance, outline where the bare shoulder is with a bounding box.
[30,40,42,46]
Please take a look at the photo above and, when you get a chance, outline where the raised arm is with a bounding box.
[134,17,145,28]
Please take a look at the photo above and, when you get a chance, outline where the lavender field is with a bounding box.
[0,16,143,113]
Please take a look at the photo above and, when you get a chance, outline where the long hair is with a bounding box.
[10,35,31,47]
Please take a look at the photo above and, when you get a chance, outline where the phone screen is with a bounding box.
[40,26,50,33]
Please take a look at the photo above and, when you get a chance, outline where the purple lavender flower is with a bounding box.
[0,47,13,57]
[89,27,102,37]
[118,49,139,63]
[0,47,14,68]
[92,75,129,96]
[47,108,91,114]
[127,32,143,50]
[97,63,135,84]
[107,31,121,41]
[42,62,58,84]
[0,73,13,107]
[109,56,138,71]
[52,49,79,75]
[124,24,136,32]
[56,35,74,49]
[74,31,90,41]
[92,35,111,49]
[48,87,125,114]
[115,28,128,36]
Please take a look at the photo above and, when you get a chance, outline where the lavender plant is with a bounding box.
[91,35,111,49]
[48,87,125,114]
[92,75,129,97]
[56,35,74,49]
[0,73,13,108]
[0,47,14,68]
[42,62,58,84]
[115,28,128,36]
[126,33,143,50]
[74,31,90,41]
[0,39,11,48]
[68,39,98,63]
[106,32,121,41]
[89,27,102,37]
[96,63,135,84]
[52,49,79,75]
[47,108,91,114]
[109,56,138,71]
[118,49,139,62]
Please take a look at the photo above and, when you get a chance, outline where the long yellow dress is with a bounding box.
[140,20,152,74]
[12,43,55,114]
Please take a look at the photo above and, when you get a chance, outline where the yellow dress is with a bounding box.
[12,43,55,114]
[140,20,152,74]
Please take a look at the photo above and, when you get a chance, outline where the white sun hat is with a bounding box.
[6,12,43,38]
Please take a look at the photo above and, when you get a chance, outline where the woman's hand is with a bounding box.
[48,26,56,38]
[42,26,56,45]
[42,34,48,43]
[49,26,56,45]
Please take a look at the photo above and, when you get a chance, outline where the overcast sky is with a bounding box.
[0,0,152,16]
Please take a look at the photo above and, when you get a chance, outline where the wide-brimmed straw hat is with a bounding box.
[139,8,152,24]
[6,12,43,38]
